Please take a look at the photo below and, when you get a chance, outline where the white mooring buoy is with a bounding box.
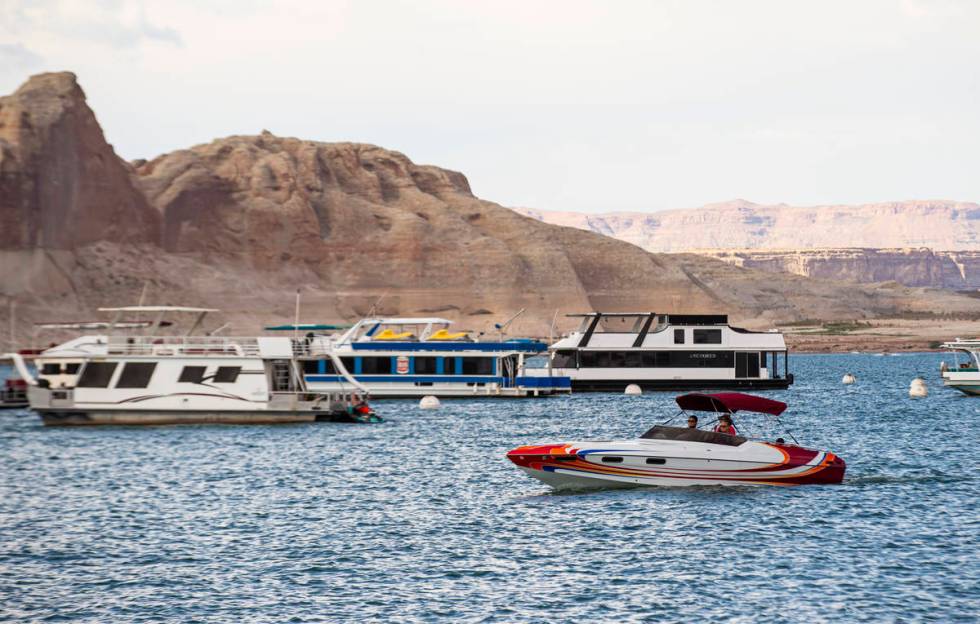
[909,378,928,398]
[842,373,856,385]
[624,384,642,396]
[419,395,441,409]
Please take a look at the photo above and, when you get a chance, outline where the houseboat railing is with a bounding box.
[107,336,262,357]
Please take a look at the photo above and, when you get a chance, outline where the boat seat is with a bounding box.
[640,425,746,447]
[373,329,416,341]
[428,329,471,341]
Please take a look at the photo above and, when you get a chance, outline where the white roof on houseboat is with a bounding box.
[376,317,452,324]
[98,306,220,313]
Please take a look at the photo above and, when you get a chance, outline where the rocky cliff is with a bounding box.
[0,72,159,250]
[703,248,980,290]
[1,71,978,344]
[515,199,980,252]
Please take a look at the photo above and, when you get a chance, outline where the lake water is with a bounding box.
[1,354,977,622]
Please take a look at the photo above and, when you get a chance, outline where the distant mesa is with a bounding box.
[515,201,980,289]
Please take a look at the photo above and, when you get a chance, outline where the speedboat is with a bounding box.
[506,392,845,489]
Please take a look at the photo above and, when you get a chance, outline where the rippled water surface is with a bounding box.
[1,354,978,622]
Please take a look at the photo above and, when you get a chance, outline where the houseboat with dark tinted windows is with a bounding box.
[542,312,792,392]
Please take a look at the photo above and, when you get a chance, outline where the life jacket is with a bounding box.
[714,424,738,435]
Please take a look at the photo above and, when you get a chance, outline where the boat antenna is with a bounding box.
[367,291,388,318]
[549,308,559,344]
[208,323,230,336]
[495,308,526,341]
[8,300,15,352]
[135,281,150,332]
[294,289,302,341]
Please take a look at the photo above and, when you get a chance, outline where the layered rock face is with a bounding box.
[0,72,159,250]
[132,133,719,322]
[704,249,980,290]
[515,199,980,252]
[1,71,978,342]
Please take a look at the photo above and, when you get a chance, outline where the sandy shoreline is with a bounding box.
[781,319,980,353]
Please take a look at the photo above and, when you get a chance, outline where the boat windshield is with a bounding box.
[640,425,747,447]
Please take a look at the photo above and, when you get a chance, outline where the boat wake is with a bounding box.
[845,473,973,486]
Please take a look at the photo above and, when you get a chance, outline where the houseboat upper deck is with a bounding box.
[541,312,793,392]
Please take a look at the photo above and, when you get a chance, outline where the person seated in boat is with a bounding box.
[687,415,699,429]
[713,414,738,436]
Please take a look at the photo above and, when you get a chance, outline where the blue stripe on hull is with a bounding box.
[349,342,546,353]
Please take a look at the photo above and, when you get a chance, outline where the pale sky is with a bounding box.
[1,0,978,212]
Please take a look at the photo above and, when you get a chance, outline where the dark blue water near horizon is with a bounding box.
[1,354,978,622]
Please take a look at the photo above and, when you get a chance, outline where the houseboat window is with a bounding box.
[65,363,80,374]
[693,329,722,344]
[77,362,119,388]
[178,366,207,383]
[668,351,734,368]
[624,352,643,367]
[578,350,734,368]
[116,362,157,388]
[341,358,356,373]
[361,357,393,375]
[552,350,577,368]
[41,363,61,375]
[214,366,241,383]
[414,357,437,374]
[302,361,319,374]
[674,329,685,344]
[461,357,493,375]
[443,358,458,375]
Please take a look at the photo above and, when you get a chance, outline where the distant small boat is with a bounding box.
[507,392,845,489]
[940,339,980,396]
[0,377,28,409]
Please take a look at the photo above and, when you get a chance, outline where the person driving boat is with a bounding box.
[713,413,738,436]
[687,415,699,429]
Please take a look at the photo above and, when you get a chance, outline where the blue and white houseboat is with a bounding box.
[297,317,571,398]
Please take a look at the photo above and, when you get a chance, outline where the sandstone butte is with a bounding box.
[1,71,978,347]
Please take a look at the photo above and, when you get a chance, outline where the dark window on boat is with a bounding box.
[178,366,206,384]
[414,357,437,374]
[360,357,392,375]
[77,362,119,388]
[674,329,685,344]
[462,357,493,375]
[693,329,722,344]
[624,352,643,367]
[579,351,596,367]
[601,456,623,463]
[645,457,666,465]
[609,351,627,368]
[552,350,577,368]
[65,363,80,374]
[341,357,355,373]
[41,363,61,375]
[302,360,319,374]
[443,357,458,375]
[213,366,241,383]
[667,351,734,368]
[115,362,156,388]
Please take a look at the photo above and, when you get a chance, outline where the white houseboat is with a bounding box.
[542,312,793,392]
[296,317,572,398]
[4,307,379,425]
[940,339,980,395]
